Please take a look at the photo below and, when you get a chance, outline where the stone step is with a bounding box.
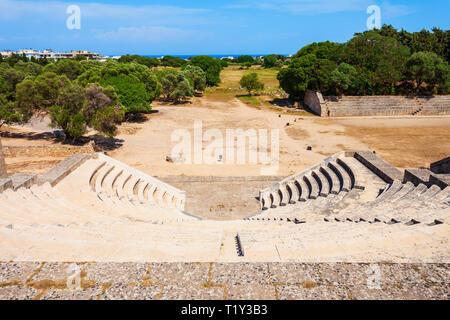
[304,173,319,199]
[312,170,329,197]
[320,166,340,195]
[328,161,351,192]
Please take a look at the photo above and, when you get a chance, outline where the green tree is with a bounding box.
[0,95,23,127]
[237,55,255,64]
[49,82,87,139]
[278,54,336,98]
[161,56,187,67]
[239,73,264,95]
[13,61,43,77]
[182,65,206,91]
[74,55,87,61]
[157,69,193,102]
[119,54,159,68]
[0,63,26,98]
[295,41,343,61]
[101,74,151,114]
[329,63,357,94]
[76,61,160,112]
[263,55,278,68]
[241,62,252,69]
[343,31,410,94]
[16,72,70,119]
[84,84,125,137]
[189,56,223,86]
[4,53,23,67]
[43,59,86,80]
[405,51,449,94]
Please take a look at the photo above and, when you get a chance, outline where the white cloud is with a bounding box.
[0,0,211,26]
[380,2,415,19]
[96,26,207,42]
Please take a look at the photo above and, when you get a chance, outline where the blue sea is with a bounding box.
[109,54,290,59]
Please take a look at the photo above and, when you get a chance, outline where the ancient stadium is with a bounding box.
[0,94,449,299]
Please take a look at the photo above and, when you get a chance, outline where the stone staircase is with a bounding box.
[324,96,420,117]
[418,95,450,115]
[256,151,383,215]
[252,151,449,227]
[320,95,450,117]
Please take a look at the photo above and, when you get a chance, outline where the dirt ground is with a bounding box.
[1,97,450,177]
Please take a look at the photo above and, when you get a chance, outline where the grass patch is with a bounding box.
[237,95,260,106]
[218,65,280,90]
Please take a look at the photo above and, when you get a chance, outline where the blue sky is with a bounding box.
[0,0,449,56]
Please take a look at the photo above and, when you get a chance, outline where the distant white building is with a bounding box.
[5,49,102,60]
[0,50,15,58]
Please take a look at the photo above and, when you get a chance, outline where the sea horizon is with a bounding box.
[108,54,292,59]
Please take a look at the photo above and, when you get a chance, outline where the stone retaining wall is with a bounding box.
[0,178,12,192]
[304,92,450,117]
[431,157,450,174]
[354,151,404,184]
[0,138,7,179]
[160,176,284,220]
[38,153,97,187]
[304,90,325,116]
[2,142,95,158]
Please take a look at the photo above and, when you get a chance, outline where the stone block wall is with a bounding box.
[431,157,450,174]
[2,142,95,158]
[38,153,97,186]
[354,151,404,184]
[304,90,326,116]
[304,92,450,117]
[0,137,7,179]
[160,176,283,220]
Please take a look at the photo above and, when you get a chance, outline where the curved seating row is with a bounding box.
[324,182,450,225]
[259,154,363,210]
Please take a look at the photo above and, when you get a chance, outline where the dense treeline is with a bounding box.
[278,25,450,98]
[0,53,226,140]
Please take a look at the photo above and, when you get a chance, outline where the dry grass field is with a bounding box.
[217,65,280,90]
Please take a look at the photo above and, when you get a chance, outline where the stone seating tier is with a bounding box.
[0,151,448,263]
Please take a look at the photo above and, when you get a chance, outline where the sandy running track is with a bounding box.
[110,99,369,177]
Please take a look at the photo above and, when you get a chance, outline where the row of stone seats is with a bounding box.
[93,154,186,211]
[323,96,420,117]
[324,181,450,225]
[322,95,450,117]
[90,161,194,221]
[0,220,225,261]
[51,154,197,222]
[258,153,364,210]
[248,188,364,222]
[0,181,193,229]
[237,219,450,262]
[1,212,447,262]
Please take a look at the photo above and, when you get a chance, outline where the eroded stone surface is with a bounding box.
[0,262,448,300]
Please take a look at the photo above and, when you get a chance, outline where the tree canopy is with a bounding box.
[240,73,264,95]
[278,26,450,98]
[189,55,223,86]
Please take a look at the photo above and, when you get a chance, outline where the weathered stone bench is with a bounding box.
[39,154,98,187]
[354,151,403,184]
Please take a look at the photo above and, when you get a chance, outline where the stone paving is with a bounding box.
[0,262,448,300]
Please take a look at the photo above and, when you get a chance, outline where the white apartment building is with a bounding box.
[1,49,102,60]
